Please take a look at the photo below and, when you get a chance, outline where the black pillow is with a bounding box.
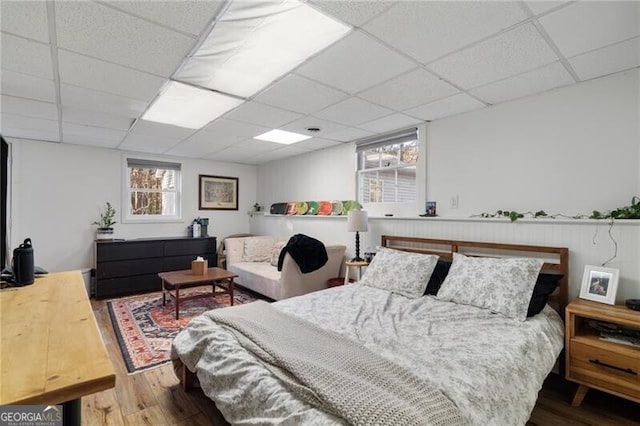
[425,260,452,295]
[527,273,562,317]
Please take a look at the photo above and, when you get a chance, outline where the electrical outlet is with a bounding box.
[450,195,459,209]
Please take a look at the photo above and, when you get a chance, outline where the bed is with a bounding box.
[172,236,569,425]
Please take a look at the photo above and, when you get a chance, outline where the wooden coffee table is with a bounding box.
[159,267,238,319]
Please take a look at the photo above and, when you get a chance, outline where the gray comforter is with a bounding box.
[172,284,564,425]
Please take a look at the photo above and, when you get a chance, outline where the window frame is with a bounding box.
[121,155,183,223]
[356,128,419,206]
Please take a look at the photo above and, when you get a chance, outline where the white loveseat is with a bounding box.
[224,235,346,300]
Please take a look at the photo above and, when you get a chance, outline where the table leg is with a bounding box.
[62,398,81,426]
[356,267,361,281]
[344,266,349,286]
[571,384,589,407]
[229,278,235,306]
[162,279,166,306]
[175,286,180,320]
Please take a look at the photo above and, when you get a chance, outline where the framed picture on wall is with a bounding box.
[199,175,239,210]
[579,265,619,305]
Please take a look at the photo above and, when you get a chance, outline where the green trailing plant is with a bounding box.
[474,196,640,266]
[92,202,117,229]
[475,196,640,222]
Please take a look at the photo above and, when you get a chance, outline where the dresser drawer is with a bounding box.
[569,340,640,399]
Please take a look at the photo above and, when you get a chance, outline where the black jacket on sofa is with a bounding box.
[277,234,328,274]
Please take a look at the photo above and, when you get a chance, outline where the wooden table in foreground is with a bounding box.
[159,267,238,319]
[0,270,115,424]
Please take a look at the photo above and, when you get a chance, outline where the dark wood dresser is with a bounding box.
[94,236,217,299]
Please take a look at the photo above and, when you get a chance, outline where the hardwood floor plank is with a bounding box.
[172,412,214,426]
[81,387,124,426]
[123,405,167,426]
[146,365,200,423]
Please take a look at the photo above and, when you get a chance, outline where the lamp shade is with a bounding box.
[347,210,368,232]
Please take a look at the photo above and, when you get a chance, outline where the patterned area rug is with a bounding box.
[107,288,257,373]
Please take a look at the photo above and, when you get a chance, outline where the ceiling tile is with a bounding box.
[296,30,415,94]
[167,118,270,157]
[0,113,59,142]
[470,61,574,105]
[538,1,640,58]
[310,0,395,26]
[0,70,56,102]
[254,74,347,115]
[55,1,195,76]
[103,1,223,37]
[1,95,58,121]
[429,23,558,90]
[0,0,49,42]
[292,137,342,151]
[61,107,134,131]
[405,93,485,121]
[1,34,53,80]
[62,122,127,147]
[212,139,282,158]
[60,84,148,118]
[117,141,171,155]
[364,1,527,64]
[358,68,459,111]
[280,117,348,138]
[246,145,311,164]
[130,119,196,140]
[524,1,571,16]
[58,50,166,102]
[314,97,393,126]
[224,102,303,128]
[119,132,183,152]
[570,37,640,81]
[322,126,374,142]
[357,113,422,134]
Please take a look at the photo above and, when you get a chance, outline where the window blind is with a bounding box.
[355,127,418,152]
[127,158,181,170]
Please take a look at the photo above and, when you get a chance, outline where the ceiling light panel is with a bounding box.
[174,0,351,98]
[142,81,243,129]
[254,129,311,144]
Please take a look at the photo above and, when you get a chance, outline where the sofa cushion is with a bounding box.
[241,236,275,262]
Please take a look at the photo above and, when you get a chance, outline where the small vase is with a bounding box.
[96,228,114,240]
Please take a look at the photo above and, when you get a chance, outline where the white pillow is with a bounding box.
[270,241,286,267]
[241,237,274,262]
[436,253,543,321]
[360,247,438,298]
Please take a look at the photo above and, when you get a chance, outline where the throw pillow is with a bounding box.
[360,247,439,298]
[270,241,286,267]
[241,237,274,262]
[436,253,543,321]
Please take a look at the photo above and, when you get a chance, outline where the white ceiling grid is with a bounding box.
[0,0,638,165]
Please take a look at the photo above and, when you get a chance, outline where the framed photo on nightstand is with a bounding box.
[579,265,619,305]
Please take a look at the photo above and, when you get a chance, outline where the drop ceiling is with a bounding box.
[1,0,638,165]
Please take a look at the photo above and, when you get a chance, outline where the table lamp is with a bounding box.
[347,209,368,261]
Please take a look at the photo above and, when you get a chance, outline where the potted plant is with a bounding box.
[93,202,117,240]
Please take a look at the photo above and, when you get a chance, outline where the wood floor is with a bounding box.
[84,298,639,426]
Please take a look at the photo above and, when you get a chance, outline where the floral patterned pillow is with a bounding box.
[436,253,543,321]
[359,248,439,298]
[270,241,286,267]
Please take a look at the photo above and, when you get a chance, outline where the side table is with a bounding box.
[344,260,369,285]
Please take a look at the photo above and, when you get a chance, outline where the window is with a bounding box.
[124,158,182,222]
[356,128,418,204]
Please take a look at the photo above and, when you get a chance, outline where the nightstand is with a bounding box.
[565,298,640,406]
[344,260,368,285]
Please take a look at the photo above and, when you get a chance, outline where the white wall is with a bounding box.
[252,70,640,303]
[8,139,257,272]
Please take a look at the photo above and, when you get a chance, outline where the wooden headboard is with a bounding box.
[380,235,569,319]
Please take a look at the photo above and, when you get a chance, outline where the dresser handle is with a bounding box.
[589,359,637,375]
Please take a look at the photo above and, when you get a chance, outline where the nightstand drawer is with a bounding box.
[569,340,640,399]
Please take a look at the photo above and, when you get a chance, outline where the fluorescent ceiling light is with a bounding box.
[174,0,351,98]
[142,81,243,129]
[254,129,311,144]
